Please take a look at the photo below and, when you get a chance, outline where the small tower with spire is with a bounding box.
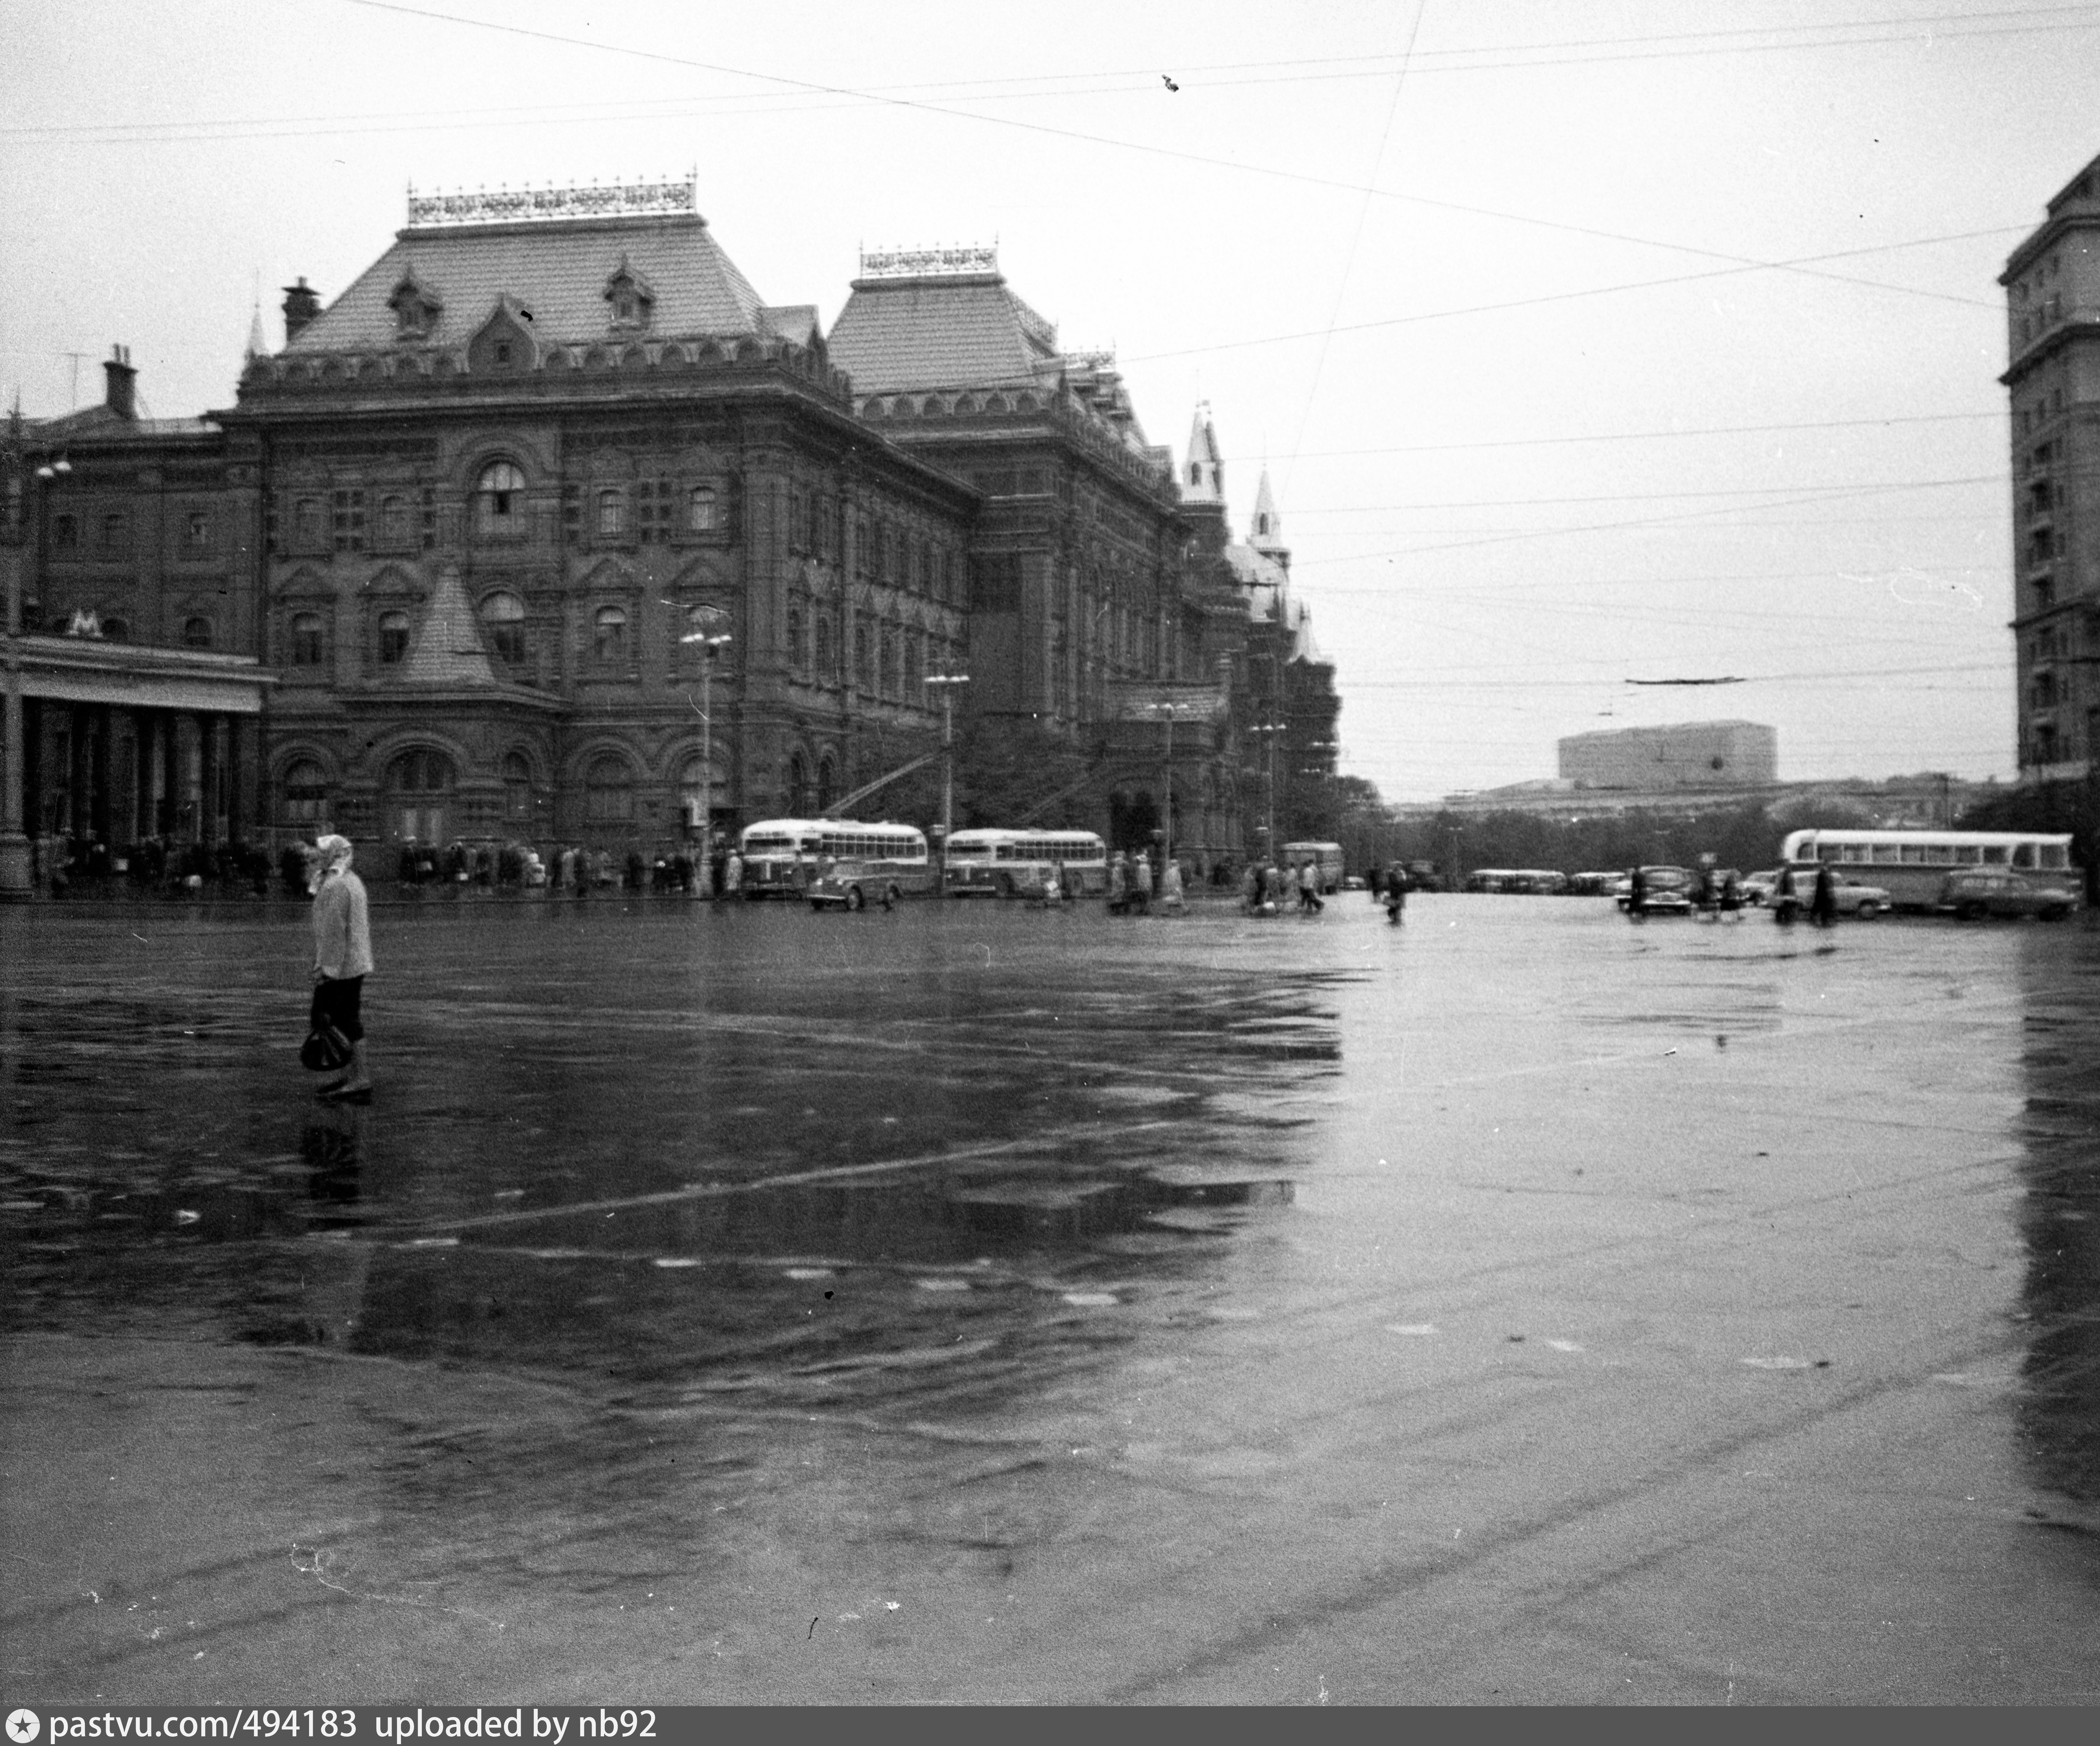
[1249,468,1288,572]
[1183,402,1224,505]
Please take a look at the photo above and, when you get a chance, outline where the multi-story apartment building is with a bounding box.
[2003,151,2100,783]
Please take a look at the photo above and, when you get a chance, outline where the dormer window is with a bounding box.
[603,259,655,332]
[388,272,443,342]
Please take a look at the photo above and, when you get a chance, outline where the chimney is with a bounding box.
[103,344,137,420]
[282,276,322,343]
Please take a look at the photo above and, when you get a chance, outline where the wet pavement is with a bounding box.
[3,891,2097,1703]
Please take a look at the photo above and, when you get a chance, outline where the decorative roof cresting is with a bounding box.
[406,175,699,230]
[859,245,998,280]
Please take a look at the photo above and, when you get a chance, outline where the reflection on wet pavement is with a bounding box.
[5,894,2100,1701]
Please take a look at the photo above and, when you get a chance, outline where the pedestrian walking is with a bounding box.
[1628,865,1648,921]
[1240,862,1261,914]
[1719,871,1744,920]
[1384,864,1408,925]
[1130,849,1154,915]
[724,849,743,899]
[1162,857,1184,913]
[1811,861,1838,929]
[308,834,375,1102]
[1108,851,1129,914]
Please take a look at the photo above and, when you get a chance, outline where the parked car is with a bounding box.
[1741,868,1781,906]
[1935,868,2081,921]
[1772,870,1891,919]
[1617,865,1696,914]
[807,859,904,912]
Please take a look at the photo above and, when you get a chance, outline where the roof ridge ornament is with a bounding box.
[858,244,998,279]
[406,174,699,230]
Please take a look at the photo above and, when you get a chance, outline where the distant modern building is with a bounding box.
[2002,150,2099,784]
[1556,720,1777,790]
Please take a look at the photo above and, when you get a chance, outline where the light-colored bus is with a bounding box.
[943,828,1110,898]
[1776,828,2077,911]
[737,818,933,900]
[1464,867,1571,895]
[1281,840,1346,894]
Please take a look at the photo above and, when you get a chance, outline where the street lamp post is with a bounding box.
[926,672,968,878]
[676,609,732,867]
[1249,720,1286,859]
[1146,699,1206,877]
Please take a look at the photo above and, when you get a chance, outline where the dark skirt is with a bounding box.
[310,975,365,1043]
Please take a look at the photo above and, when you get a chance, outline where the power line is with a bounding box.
[1285,409,2003,461]
[315,0,2029,317]
[17,6,2098,141]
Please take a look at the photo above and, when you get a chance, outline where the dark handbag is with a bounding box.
[300,1023,352,1072]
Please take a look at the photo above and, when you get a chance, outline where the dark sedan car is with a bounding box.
[1935,869,2081,921]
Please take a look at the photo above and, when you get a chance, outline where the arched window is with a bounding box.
[281,759,329,826]
[903,638,921,702]
[592,605,628,665]
[815,615,834,683]
[585,754,633,821]
[480,591,526,663]
[390,749,453,793]
[816,755,837,814]
[377,609,410,665]
[880,630,899,698]
[503,752,535,823]
[475,462,526,538]
[1189,463,1200,485]
[100,616,129,643]
[688,486,718,532]
[854,625,871,692]
[596,489,625,538]
[786,608,805,672]
[289,611,325,667]
[787,750,811,815]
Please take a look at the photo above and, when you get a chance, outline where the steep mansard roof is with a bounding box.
[827,271,1062,395]
[282,213,769,352]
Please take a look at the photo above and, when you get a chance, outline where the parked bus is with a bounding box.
[1776,829,2077,911]
[1464,868,1571,895]
[943,828,1110,898]
[737,818,933,900]
[1281,841,1346,894]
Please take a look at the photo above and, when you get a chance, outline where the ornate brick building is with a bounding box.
[225,180,978,857]
[4,182,1346,887]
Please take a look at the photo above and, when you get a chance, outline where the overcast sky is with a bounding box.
[5,0,2094,800]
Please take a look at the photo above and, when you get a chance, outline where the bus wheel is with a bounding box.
[1855,900,1879,919]
[1957,901,1987,921]
[845,885,865,912]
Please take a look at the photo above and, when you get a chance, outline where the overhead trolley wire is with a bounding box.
[322,0,2026,318]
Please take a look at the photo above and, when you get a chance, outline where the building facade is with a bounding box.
[2003,151,2100,784]
[829,251,1253,863]
[226,182,979,860]
[1,352,274,893]
[1556,720,1778,791]
[4,183,1346,887]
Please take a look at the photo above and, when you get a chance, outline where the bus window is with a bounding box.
[2014,843,2035,868]
[2041,844,2070,869]
[1900,844,1932,863]
[1954,845,1981,864]
[1983,846,2007,864]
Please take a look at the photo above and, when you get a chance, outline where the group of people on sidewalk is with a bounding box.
[1239,859,1335,916]
[1105,848,1183,915]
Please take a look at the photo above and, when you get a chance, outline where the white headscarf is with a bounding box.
[309,834,354,894]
